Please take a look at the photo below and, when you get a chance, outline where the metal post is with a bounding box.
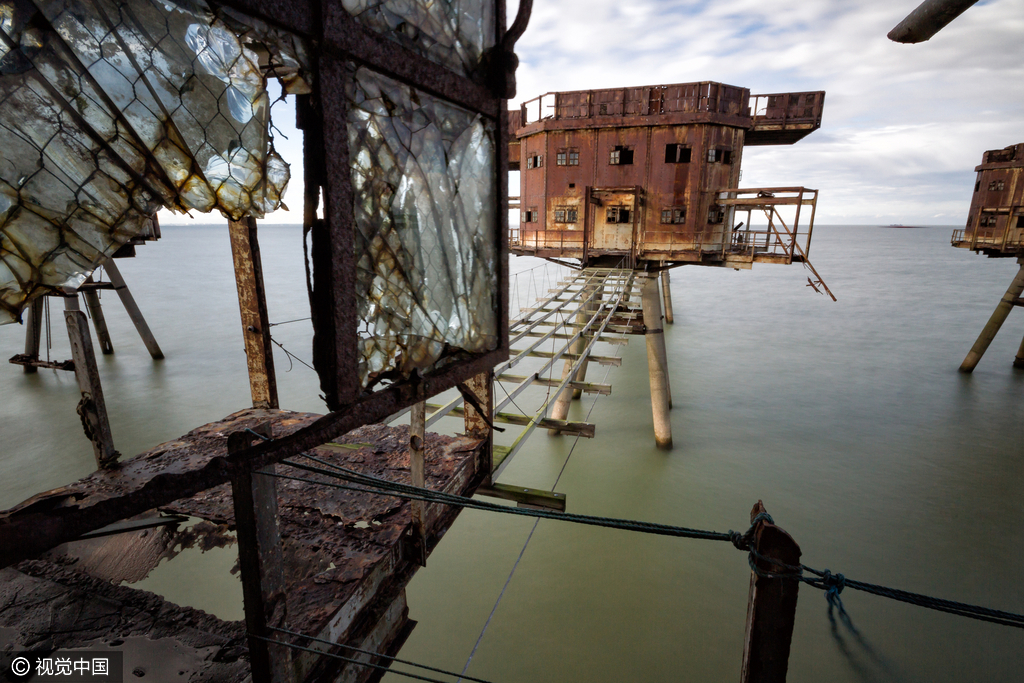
[22,297,44,373]
[229,423,292,683]
[102,258,164,360]
[228,218,279,409]
[64,298,119,468]
[408,402,427,566]
[82,275,114,355]
[959,258,1024,372]
[462,370,494,479]
[661,270,674,325]
[641,275,672,449]
[740,501,801,683]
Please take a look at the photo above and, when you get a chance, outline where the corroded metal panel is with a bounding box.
[954,143,1024,256]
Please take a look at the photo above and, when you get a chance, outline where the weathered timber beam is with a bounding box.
[475,483,566,512]
[496,373,611,395]
[424,403,595,438]
[508,350,622,366]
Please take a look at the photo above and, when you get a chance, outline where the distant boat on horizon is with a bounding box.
[884,224,928,228]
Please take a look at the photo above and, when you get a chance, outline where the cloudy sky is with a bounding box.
[165,0,1023,226]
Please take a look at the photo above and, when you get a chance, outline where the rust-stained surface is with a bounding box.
[951,143,1024,257]
[0,409,485,682]
[510,81,824,269]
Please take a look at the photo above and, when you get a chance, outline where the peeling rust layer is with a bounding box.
[1,410,484,683]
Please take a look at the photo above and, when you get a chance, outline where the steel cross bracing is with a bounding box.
[392,268,648,480]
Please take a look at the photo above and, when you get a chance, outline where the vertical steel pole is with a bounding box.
[229,218,279,409]
[230,424,292,683]
[64,298,119,468]
[408,402,427,566]
[960,258,1024,372]
[22,297,44,373]
[740,501,801,683]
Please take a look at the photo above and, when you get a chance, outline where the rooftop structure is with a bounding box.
[508,82,827,272]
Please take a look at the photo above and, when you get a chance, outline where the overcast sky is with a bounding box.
[163,0,1023,227]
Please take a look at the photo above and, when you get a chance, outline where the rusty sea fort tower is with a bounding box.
[506,82,830,447]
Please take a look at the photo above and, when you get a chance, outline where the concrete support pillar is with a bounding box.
[572,285,602,399]
[641,276,672,449]
[103,258,164,360]
[229,218,279,409]
[22,297,44,373]
[960,258,1024,373]
[661,270,674,325]
[1014,333,1024,368]
[64,298,119,468]
[82,275,114,355]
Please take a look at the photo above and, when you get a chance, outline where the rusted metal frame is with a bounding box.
[63,299,119,470]
[494,274,630,479]
[0,350,501,569]
[791,190,803,257]
[803,189,819,256]
[229,217,280,410]
[740,501,801,683]
[509,271,603,337]
[229,423,291,683]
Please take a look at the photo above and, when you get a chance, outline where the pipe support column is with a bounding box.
[960,258,1024,372]
[641,276,672,449]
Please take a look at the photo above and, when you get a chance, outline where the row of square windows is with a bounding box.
[975,215,1024,228]
[525,144,733,169]
[521,206,726,224]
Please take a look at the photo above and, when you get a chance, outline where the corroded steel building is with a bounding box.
[951,143,1024,256]
[509,83,824,269]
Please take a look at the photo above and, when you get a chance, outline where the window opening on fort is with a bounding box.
[661,207,687,224]
[527,153,544,169]
[979,215,998,227]
[522,209,538,222]
[665,144,692,163]
[553,207,578,223]
[707,149,732,164]
[708,205,725,224]
[988,180,1005,191]
[556,148,580,166]
[606,206,631,223]
[975,181,981,192]
[609,146,634,165]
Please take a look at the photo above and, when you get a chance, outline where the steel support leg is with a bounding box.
[102,258,164,360]
[82,276,114,355]
[960,258,1024,372]
[22,297,44,373]
[408,402,427,567]
[229,218,279,409]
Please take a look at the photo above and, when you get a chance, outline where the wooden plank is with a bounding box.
[475,483,567,512]
[496,373,612,395]
[508,349,622,366]
[407,402,427,566]
[424,404,596,438]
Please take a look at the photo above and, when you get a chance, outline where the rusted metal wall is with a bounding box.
[954,143,1024,256]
